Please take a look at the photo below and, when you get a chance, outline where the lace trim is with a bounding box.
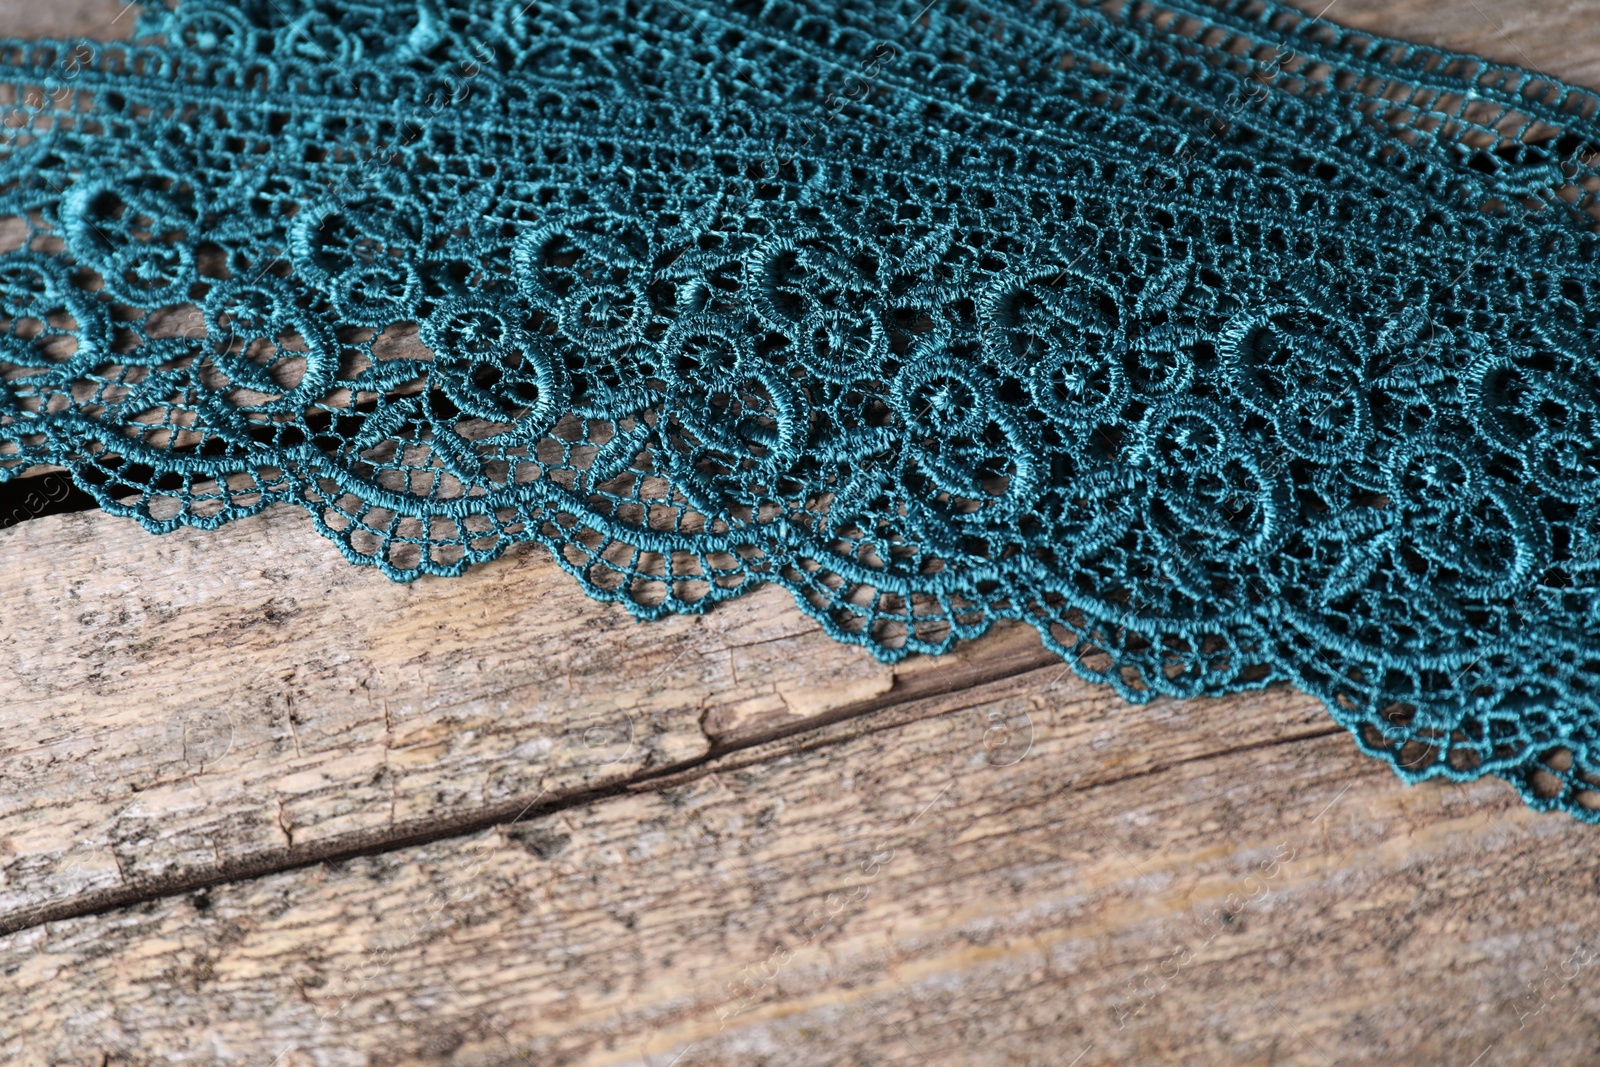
[2,0,1599,819]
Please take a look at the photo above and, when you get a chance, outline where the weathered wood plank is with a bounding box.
[1327,0,1600,85]
[1,659,1586,1067]
[0,0,130,42]
[0,505,1061,930]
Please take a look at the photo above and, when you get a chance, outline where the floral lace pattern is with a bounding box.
[2,0,1600,818]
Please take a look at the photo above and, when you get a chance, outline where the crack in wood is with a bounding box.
[0,641,1344,939]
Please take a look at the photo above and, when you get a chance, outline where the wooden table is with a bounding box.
[3,1,1598,1063]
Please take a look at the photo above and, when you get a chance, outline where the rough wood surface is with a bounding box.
[4,659,1589,1067]
[3,0,1600,1064]
[1328,0,1600,86]
[0,506,1061,932]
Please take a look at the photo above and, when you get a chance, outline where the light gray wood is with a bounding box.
[3,660,1587,1066]
[0,504,1061,932]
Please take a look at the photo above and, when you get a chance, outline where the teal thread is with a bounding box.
[0,1,1597,819]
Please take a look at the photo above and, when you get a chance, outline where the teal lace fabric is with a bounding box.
[4,1,1600,818]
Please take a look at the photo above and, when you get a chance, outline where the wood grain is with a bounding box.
[0,505,1056,931]
[2,0,1599,1065]
[0,0,131,42]
[1325,0,1600,86]
[3,658,1591,1066]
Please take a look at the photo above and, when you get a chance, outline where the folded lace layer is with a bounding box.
[1,1,1598,820]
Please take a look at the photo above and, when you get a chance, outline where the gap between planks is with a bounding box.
[0,613,1075,935]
